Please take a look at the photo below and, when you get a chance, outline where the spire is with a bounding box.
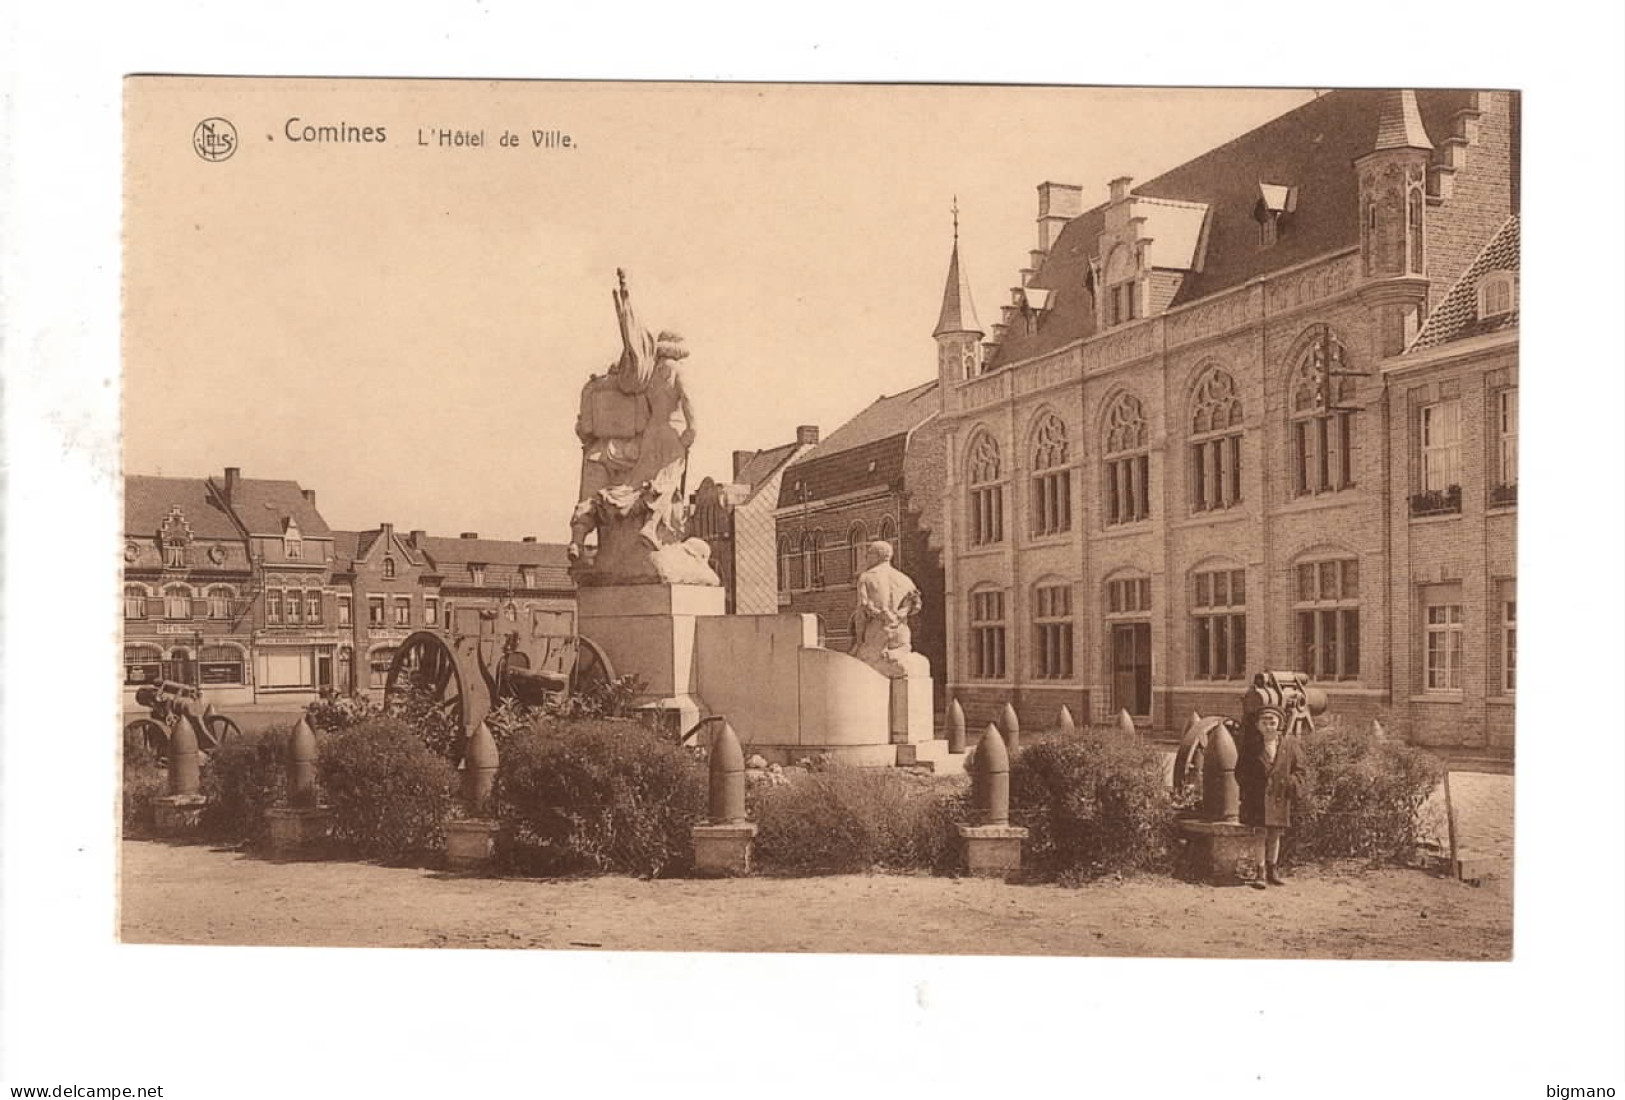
[1372,89,1433,152]
[934,198,982,337]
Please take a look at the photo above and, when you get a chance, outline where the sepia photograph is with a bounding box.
[119,78,1517,960]
[4,8,1623,1096]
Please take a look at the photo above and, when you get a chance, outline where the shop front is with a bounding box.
[252,631,341,705]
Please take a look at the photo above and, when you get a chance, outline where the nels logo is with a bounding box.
[192,117,237,162]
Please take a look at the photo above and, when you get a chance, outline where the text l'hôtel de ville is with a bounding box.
[280,119,574,150]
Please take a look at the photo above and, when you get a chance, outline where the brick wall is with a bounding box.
[1426,92,1517,313]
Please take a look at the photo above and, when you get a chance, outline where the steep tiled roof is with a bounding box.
[124,476,241,538]
[416,536,574,591]
[988,88,1481,368]
[1409,215,1520,351]
[735,441,801,498]
[778,381,938,507]
[213,477,333,537]
[331,530,361,564]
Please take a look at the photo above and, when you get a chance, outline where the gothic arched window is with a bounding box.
[1029,412,1071,537]
[1190,368,1244,512]
[966,432,1004,546]
[1290,330,1357,496]
[1103,393,1149,526]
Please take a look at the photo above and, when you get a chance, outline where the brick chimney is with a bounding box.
[409,529,426,547]
[521,536,537,543]
[381,522,394,544]
[732,450,754,480]
[460,532,478,540]
[1037,182,1083,251]
[223,466,241,503]
[302,489,316,506]
[796,425,820,446]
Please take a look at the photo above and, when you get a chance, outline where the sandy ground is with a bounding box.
[120,770,1511,960]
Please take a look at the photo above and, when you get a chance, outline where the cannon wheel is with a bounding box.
[202,714,241,754]
[567,636,615,707]
[124,718,170,763]
[384,631,470,741]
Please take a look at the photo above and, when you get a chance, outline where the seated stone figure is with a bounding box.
[849,540,928,679]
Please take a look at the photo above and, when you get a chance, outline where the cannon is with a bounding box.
[124,679,242,761]
[1172,671,1329,806]
[383,601,615,750]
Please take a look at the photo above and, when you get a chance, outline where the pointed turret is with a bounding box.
[1372,89,1434,152]
[935,198,984,391]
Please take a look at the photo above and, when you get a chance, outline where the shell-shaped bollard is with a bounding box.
[1116,709,1137,737]
[1370,718,1387,740]
[287,717,320,808]
[168,713,202,796]
[1056,704,1077,736]
[970,725,1011,826]
[1201,720,1241,823]
[999,702,1021,756]
[203,702,218,720]
[461,720,500,816]
[708,721,747,825]
[946,699,966,753]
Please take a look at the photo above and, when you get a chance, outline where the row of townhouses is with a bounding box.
[122,467,572,711]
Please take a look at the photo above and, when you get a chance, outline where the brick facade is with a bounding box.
[928,90,1517,751]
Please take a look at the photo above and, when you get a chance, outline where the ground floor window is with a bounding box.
[970,588,1006,679]
[124,645,163,686]
[257,648,316,691]
[368,647,397,690]
[1109,621,1152,717]
[1032,582,1073,679]
[1191,567,1246,680]
[199,645,246,686]
[1294,558,1361,681]
[1499,582,1516,693]
[1422,584,1464,692]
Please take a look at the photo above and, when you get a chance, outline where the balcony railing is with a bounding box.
[1409,484,1463,518]
[1489,481,1518,508]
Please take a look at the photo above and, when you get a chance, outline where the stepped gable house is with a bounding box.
[689,426,821,614]
[931,89,1517,750]
[775,382,947,700]
[123,475,257,708]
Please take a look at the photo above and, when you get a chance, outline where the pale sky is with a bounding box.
[125,81,1314,539]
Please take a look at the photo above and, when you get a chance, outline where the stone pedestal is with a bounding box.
[691,822,757,876]
[153,793,207,835]
[889,673,937,745]
[445,818,508,871]
[265,806,333,856]
[1176,819,1266,886]
[956,823,1028,879]
[578,583,726,735]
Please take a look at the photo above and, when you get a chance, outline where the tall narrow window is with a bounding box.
[847,522,868,579]
[1104,575,1153,717]
[206,585,233,620]
[394,597,412,626]
[125,585,148,620]
[1029,413,1072,537]
[285,589,303,625]
[469,564,486,587]
[970,588,1007,680]
[806,530,825,589]
[164,584,193,621]
[1192,567,1247,681]
[368,596,385,626]
[967,433,1004,546]
[305,591,321,625]
[778,536,794,592]
[1407,188,1425,274]
[383,557,396,579]
[338,596,353,626]
[1190,368,1244,512]
[1033,582,1074,680]
[1103,393,1150,526]
[1422,586,1465,692]
[878,517,898,558]
[1293,558,1361,681]
[1501,586,1516,693]
[425,597,439,626]
[164,543,187,568]
[266,589,283,625]
[1290,332,1357,495]
[1493,387,1518,506]
[1420,400,1462,492]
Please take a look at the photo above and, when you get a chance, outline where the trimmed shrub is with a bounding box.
[305,692,385,734]
[122,725,168,836]
[200,727,291,846]
[749,768,967,875]
[1290,719,1445,864]
[1009,727,1175,881]
[319,718,456,862]
[494,717,706,877]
